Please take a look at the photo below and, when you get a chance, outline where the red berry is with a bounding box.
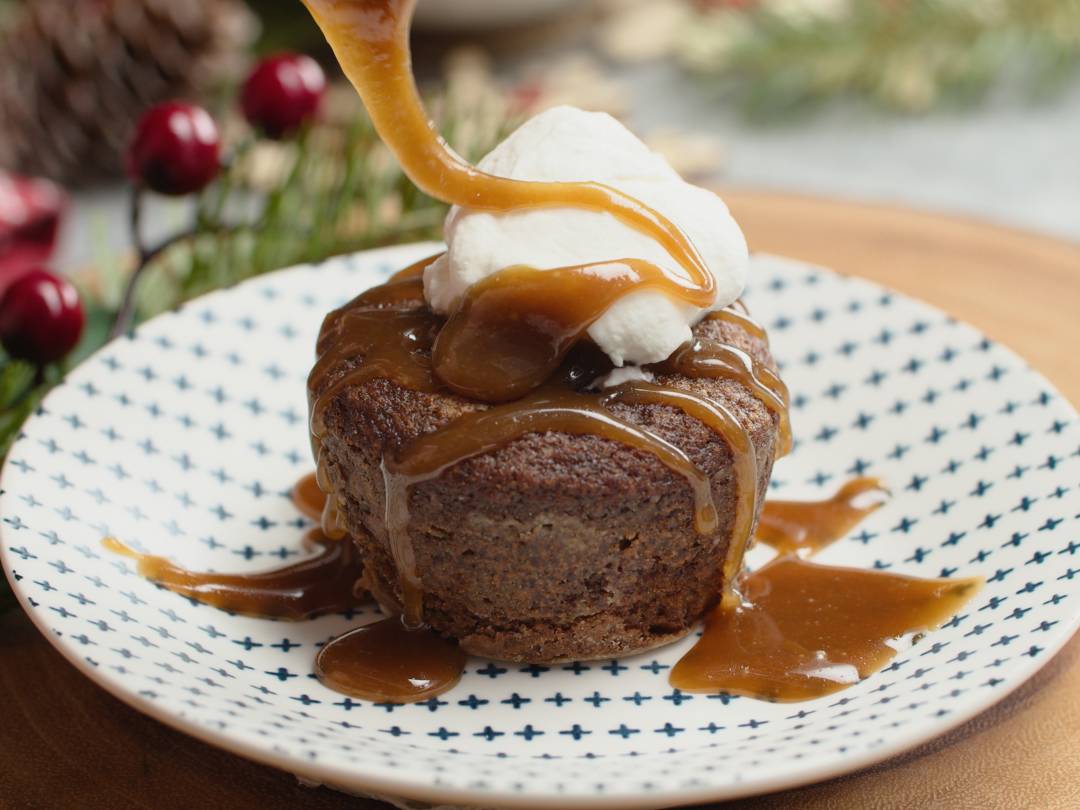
[0,268,84,365]
[241,53,326,139]
[126,102,221,196]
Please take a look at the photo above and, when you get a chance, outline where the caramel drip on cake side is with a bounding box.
[660,337,792,458]
[383,384,723,547]
[292,471,326,521]
[605,381,757,610]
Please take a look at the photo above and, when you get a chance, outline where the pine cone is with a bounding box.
[0,0,258,187]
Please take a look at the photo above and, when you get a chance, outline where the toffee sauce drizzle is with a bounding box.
[103,528,364,622]
[294,0,976,704]
[670,556,982,701]
[757,477,890,557]
[103,475,981,703]
[297,0,790,633]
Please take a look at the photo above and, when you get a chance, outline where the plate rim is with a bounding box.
[3,242,1079,808]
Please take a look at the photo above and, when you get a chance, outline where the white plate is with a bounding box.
[3,244,1079,808]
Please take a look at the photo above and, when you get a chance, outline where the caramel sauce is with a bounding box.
[608,381,756,610]
[292,471,326,521]
[660,337,792,458]
[105,474,469,705]
[105,472,979,705]
[706,306,768,342]
[671,485,981,700]
[316,617,466,702]
[757,477,889,556]
[102,532,364,621]
[670,556,982,701]
[434,259,714,402]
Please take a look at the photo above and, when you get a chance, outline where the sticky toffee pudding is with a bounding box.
[105,0,981,705]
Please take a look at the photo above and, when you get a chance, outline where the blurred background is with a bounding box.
[0,0,1078,333]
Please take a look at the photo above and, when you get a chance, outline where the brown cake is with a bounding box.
[312,307,781,663]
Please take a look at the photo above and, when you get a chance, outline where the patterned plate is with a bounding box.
[3,244,1079,808]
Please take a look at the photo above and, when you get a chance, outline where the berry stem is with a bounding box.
[108,142,259,342]
[109,185,151,341]
[108,224,214,341]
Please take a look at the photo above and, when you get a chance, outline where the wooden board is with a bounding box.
[2,191,1079,809]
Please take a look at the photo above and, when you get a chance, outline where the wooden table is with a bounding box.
[3,192,1079,809]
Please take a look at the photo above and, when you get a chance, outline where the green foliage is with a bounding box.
[0,357,59,604]
[683,0,1080,117]
[0,360,43,458]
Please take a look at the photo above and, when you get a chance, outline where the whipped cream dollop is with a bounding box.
[423,106,749,368]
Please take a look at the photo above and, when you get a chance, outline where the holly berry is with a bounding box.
[241,53,326,139]
[0,268,84,365]
[126,102,221,196]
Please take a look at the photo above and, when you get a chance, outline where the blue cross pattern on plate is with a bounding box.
[2,243,1078,808]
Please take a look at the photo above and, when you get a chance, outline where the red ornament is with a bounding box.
[0,268,85,364]
[0,173,67,295]
[126,102,222,196]
[241,53,327,139]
